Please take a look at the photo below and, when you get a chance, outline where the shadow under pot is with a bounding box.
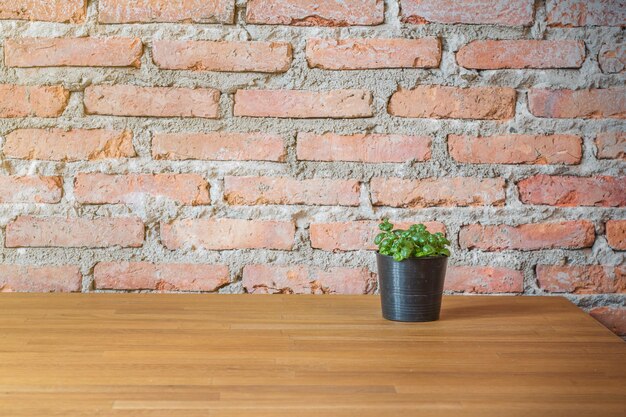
[376,253,448,322]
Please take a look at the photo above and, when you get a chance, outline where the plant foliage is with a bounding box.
[375,219,450,261]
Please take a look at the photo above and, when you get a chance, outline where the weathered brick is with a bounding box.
[74,173,210,205]
[400,0,534,26]
[161,219,295,250]
[296,133,431,163]
[596,132,625,160]
[537,265,626,294]
[5,37,143,68]
[0,265,81,292]
[84,85,220,118]
[457,40,585,69]
[547,0,626,27]
[0,176,62,203]
[599,42,626,73]
[152,132,285,162]
[234,89,372,118]
[459,221,595,251]
[153,40,292,73]
[94,262,229,292]
[297,133,431,163]
[224,176,360,206]
[310,221,446,251]
[242,265,376,294]
[98,0,235,23]
[589,307,626,336]
[371,177,505,208]
[306,38,441,70]
[246,0,384,26]
[528,89,626,119]
[606,220,626,250]
[6,216,145,248]
[388,86,516,120]
[518,175,626,207]
[449,134,581,165]
[0,84,69,118]
[4,129,135,161]
[445,266,523,293]
[0,0,86,22]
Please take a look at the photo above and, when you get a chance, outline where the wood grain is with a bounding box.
[0,294,624,416]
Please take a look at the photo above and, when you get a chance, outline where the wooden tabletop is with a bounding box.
[1,294,625,417]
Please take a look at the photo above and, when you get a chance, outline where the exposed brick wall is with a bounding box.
[0,1,624,336]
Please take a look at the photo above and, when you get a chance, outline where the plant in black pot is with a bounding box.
[375,219,450,322]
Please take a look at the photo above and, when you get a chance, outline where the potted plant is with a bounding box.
[374,219,450,322]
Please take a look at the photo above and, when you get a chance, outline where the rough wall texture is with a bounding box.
[0,0,625,336]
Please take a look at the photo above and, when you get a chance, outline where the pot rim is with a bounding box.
[376,252,449,261]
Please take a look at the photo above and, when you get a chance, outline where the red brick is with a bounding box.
[161,218,295,250]
[4,129,135,161]
[400,0,534,26]
[528,88,625,119]
[596,132,625,160]
[297,133,431,163]
[306,38,441,70]
[457,40,585,69]
[84,85,220,118]
[74,173,210,205]
[94,262,229,292]
[0,176,62,203]
[310,221,446,251]
[98,0,235,23]
[153,40,291,73]
[537,264,626,294]
[547,0,625,27]
[246,0,384,26]
[388,85,516,120]
[449,134,581,165]
[0,0,86,22]
[589,307,626,336]
[445,266,523,293]
[234,89,372,118]
[5,37,143,68]
[224,176,360,206]
[0,265,81,292]
[242,265,376,294]
[606,220,626,250]
[371,177,505,208]
[6,216,144,248]
[459,221,595,251]
[152,132,285,162]
[0,84,69,118]
[518,175,626,207]
[599,42,625,73]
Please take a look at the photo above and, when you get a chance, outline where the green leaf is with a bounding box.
[379,219,393,232]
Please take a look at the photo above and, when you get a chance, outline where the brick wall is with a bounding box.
[0,1,624,336]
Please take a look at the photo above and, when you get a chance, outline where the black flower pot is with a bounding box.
[376,253,448,322]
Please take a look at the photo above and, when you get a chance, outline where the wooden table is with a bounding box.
[1,294,625,416]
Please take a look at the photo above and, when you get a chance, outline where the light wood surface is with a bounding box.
[0,294,624,416]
